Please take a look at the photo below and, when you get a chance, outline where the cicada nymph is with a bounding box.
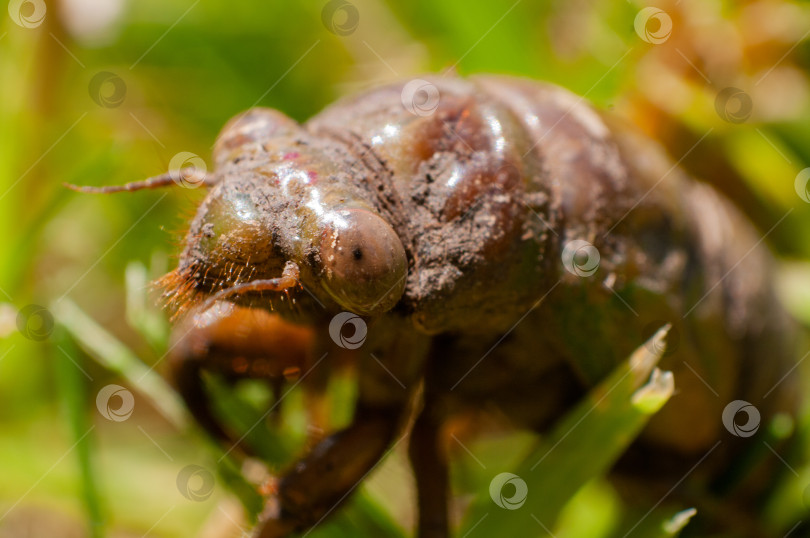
[71,75,800,537]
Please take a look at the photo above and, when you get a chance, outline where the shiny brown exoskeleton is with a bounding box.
[73,75,799,537]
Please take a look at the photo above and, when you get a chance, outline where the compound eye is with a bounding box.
[320,209,407,315]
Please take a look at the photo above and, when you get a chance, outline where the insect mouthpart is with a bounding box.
[194,260,301,313]
[157,260,301,317]
[156,174,308,316]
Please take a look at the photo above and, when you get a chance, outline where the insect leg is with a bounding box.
[409,405,449,538]
[256,403,404,538]
[167,302,314,453]
[169,350,232,443]
[257,318,429,537]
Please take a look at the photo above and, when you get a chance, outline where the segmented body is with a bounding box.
[165,75,798,536]
[316,75,795,475]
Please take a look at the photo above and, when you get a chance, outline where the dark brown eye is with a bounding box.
[319,208,407,315]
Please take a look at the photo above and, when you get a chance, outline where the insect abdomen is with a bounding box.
[310,74,798,463]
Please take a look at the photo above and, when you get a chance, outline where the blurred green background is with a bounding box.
[1,0,810,536]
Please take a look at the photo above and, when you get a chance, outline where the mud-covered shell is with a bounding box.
[316,76,792,461]
[173,74,797,500]
[158,74,802,538]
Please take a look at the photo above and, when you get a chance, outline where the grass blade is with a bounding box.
[50,298,187,428]
[52,298,405,535]
[52,327,105,538]
[460,326,674,537]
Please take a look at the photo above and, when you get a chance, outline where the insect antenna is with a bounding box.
[64,168,218,194]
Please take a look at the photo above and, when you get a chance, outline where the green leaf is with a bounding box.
[50,298,186,428]
[125,261,169,350]
[661,508,697,536]
[52,298,405,535]
[52,328,106,538]
[613,505,697,537]
[460,326,674,537]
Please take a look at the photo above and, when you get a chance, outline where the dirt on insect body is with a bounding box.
[72,74,800,538]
